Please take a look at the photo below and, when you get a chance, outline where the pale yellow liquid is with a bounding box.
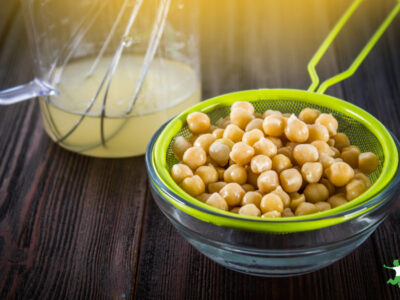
[40,55,201,157]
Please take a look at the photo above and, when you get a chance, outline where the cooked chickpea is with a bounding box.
[239,204,261,217]
[230,142,255,165]
[230,108,254,129]
[215,138,234,149]
[195,165,218,185]
[194,134,216,152]
[247,169,259,187]
[315,113,338,136]
[341,146,360,169]
[282,208,295,217]
[208,181,227,193]
[295,202,319,216]
[209,142,230,167]
[257,170,280,193]
[243,129,264,146]
[245,118,264,132]
[206,193,229,211]
[331,147,341,158]
[301,162,323,183]
[212,128,224,139]
[223,124,244,143]
[327,138,335,147]
[263,109,282,118]
[326,161,354,186]
[260,193,284,213]
[253,138,278,157]
[315,201,331,212]
[183,146,207,170]
[345,179,367,201]
[311,141,334,156]
[328,193,348,208]
[290,193,305,211]
[230,207,241,213]
[354,171,372,188]
[304,183,329,203]
[187,112,210,134]
[263,115,285,137]
[251,155,272,174]
[267,137,283,148]
[231,101,255,114]
[219,183,245,206]
[180,175,205,196]
[359,152,379,174]
[262,210,282,218]
[241,184,256,192]
[272,154,293,173]
[196,193,211,202]
[215,167,225,180]
[285,142,298,150]
[279,168,303,193]
[333,133,350,150]
[241,191,262,207]
[320,178,336,195]
[319,153,335,169]
[272,186,290,208]
[172,136,192,160]
[299,108,320,124]
[293,144,319,165]
[277,146,293,160]
[171,163,193,183]
[285,115,309,143]
[224,164,247,184]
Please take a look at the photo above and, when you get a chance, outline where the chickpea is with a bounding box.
[241,184,256,192]
[272,185,290,208]
[241,191,262,207]
[280,168,303,193]
[262,210,282,218]
[320,178,336,195]
[299,108,320,124]
[315,113,338,136]
[230,207,241,213]
[196,193,211,202]
[327,138,335,147]
[209,142,230,167]
[359,152,379,174]
[219,183,245,206]
[216,167,225,180]
[277,146,293,160]
[206,193,229,211]
[251,155,272,174]
[216,117,230,128]
[272,154,293,173]
[301,162,323,183]
[304,183,329,203]
[230,108,254,129]
[231,101,255,114]
[341,146,360,169]
[171,163,193,183]
[328,193,348,208]
[260,193,284,213]
[224,164,247,184]
[285,114,309,143]
[243,129,264,146]
[326,161,354,186]
[253,137,278,157]
[345,179,367,201]
[315,201,331,212]
[208,181,227,193]
[290,193,306,211]
[245,118,264,132]
[183,146,207,170]
[247,169,259,187]
[223,124,244,143]
[239,204,261,217]
[263,115,285,137]
[194,134,216,152]
[295,202,319,216]
[319,153,335,169]
[311,141,335,157]
[267,137,283,148]
[215,138,234,149]
[282,208,295,217]
[354,171,372,188]
[230,142,255,165]
[180,175,205,196]
[285,142,298,150]
[187,112,210,134]
[333,133,350,150]
[263,109,282,118]
[212,128,224,139]
[293,144,319,165]
[172,136,192,160]
[195,165,218,185]
[257,170,280,193]
[307,124,330,143]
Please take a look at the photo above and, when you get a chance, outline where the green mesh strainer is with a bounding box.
[151,0,400,232]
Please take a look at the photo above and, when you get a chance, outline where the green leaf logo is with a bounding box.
[384,259,400,288]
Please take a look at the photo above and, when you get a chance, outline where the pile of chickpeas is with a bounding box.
[170,101,379,218]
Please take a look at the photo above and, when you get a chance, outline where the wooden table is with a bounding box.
[1,1,400,299]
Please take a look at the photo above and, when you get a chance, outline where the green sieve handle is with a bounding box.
[307,0,400,94]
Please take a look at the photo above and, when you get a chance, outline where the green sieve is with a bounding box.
[151,0,400,232]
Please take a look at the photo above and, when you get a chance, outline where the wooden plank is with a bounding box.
[0,1,18,50]
[0,11,148,299]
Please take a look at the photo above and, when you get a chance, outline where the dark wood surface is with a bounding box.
[1,0,400,299]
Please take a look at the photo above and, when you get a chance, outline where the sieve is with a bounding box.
[150,0,400,232]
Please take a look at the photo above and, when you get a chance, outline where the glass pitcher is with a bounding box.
[0,0,201,158]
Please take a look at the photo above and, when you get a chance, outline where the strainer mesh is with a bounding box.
[166,99,384,184]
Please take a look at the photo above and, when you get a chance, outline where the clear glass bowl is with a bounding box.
[145,124,400,277]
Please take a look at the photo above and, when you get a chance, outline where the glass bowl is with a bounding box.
[145,124,400,277]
